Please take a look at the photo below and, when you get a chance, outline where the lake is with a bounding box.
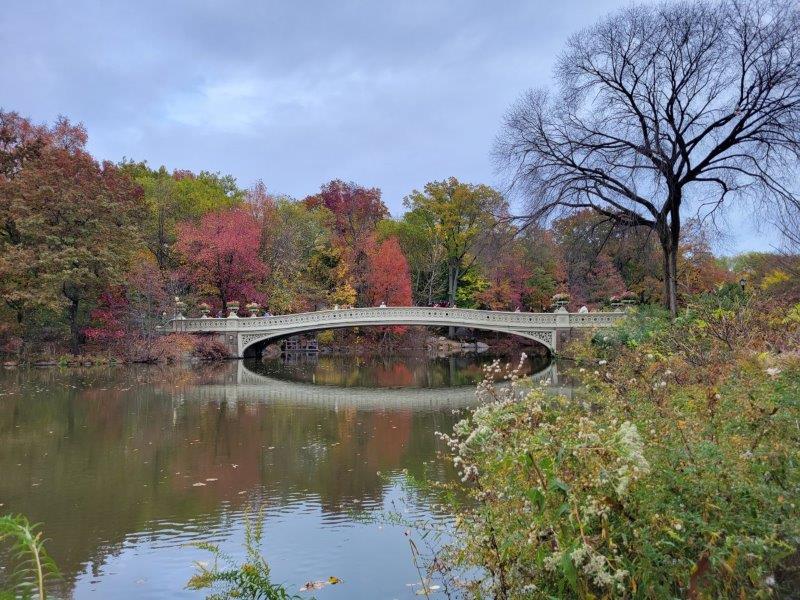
[0,352,561,599]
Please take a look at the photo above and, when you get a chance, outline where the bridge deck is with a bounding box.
[168,306,625,355]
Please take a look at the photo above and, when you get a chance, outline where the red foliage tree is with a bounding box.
[476,247,532,311]
[365,237,413,306]
[83,289,128,348]
[175,208,267,311]
[305,180,389,303]
[570,253,627,308]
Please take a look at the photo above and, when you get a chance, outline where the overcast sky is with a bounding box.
[0,0,780,253]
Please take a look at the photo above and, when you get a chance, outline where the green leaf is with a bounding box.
[527,488,546,512]
[548,477,569,494]
[561,549,578,592]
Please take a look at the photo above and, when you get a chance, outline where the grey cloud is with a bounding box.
[0,0,780,251]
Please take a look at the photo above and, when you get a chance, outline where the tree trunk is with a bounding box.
[68,297,80,355]
[447,261,459,338]
[658,208,680,317]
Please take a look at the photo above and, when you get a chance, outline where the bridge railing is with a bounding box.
[167,306,626,333]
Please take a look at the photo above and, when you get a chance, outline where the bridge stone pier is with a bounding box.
[168,306,624,357]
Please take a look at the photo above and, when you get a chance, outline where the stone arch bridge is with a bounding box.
[168,306,624,357]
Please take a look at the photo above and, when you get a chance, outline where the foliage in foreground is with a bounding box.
[186,506,301,600]
[0,514,59,600]
[437,291,800,598]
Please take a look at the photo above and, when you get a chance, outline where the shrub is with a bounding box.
[437,296,800,598]
[590,304,670,350]
[130,333,196,363]
[192,338,231,361]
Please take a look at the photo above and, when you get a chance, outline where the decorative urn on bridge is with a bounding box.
[174,296,186,319]
[551,292,570,313]
[198,302,211,318]
[226,301,240,319]
[246,302,261,317]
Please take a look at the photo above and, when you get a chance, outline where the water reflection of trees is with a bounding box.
[0,363,460,593]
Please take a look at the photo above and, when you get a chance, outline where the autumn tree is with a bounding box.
[517,226,567,311]
[251,187,334,313]
[377,215,447,306]
[304,180,388,304]
[553,211,649,306]
[676,219,732,297]
[403,178,507,308]
[474,248,531,311]
[365,236,413,306]
[83,253,169,357]
[301,242,355,310]
[496,0,800,315]
[0,110,47,179]
[175,208,267,311]
[0,115,142,353]
[119,160,242,270]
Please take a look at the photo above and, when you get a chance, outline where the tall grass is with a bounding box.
[0,515,59,600]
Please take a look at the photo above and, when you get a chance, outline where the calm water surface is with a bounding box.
[0,353,559,599]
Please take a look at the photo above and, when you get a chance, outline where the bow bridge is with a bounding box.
[168,306,624,357]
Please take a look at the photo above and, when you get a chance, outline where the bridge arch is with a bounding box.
[239,323,556,357]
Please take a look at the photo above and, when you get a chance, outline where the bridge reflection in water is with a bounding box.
[168,359,574,410]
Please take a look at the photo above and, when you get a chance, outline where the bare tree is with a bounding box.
[496,0,800,315]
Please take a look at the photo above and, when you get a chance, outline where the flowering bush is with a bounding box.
[437,291,800,598]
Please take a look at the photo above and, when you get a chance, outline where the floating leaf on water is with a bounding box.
[299,581,325,591]
[205,478,217,482]
[192,482,206,487]
[299,577,342,592]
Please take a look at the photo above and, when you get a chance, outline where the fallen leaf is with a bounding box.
[299,581,325,591]
[192,482,206,487]
[299,577,342,592]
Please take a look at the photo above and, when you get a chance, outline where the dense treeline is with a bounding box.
[0,110,796,360]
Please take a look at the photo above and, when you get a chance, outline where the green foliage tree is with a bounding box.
[256,194,333,313]
[403,178,507,309]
